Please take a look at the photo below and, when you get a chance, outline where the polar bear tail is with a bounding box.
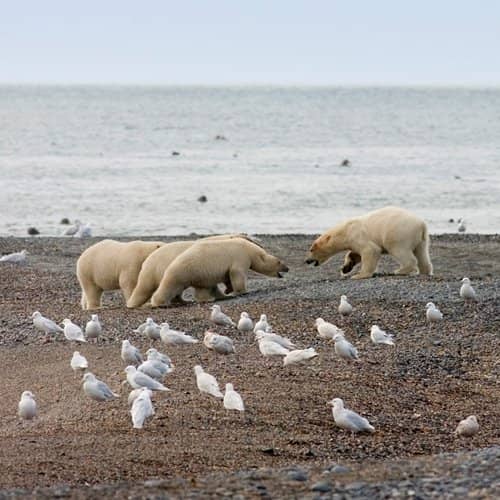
[414,224,433,275]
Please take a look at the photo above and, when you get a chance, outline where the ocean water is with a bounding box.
[1,85,499,236]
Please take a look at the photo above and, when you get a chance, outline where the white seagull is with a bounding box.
[454,415,479,437]
[121,339,143,365]
[193,365,223,398]
[82,373,119,401]
[338,295,353,316]
[125,366,170,391]
[224,383,245,412]
[283,347,318,366]
[18,391,37,420]
[62,319,87,343]
[460,277,477,300]
[315,318,344,339]
[210,305,235,327]
[203,331,235,354]
[255,330,295,349]
[426,302,443,323]
[144,317,161,340]
[370,325,395,346]
[329,398,375,433]
[70,351,89,374]
[160,323,198,345]
[237,312,254,332]
[32,311,63,336]
[333,333,359,361]
[0,249,28,263]
[131,388,154,429]
[254,314,270,333]
[85,314,101,342]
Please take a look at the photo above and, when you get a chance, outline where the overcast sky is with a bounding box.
[1,0,499,85]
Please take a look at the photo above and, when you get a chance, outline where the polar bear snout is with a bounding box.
[305,258,319,267]
[277,263,289,278]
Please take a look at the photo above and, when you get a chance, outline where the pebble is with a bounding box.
[311,481,332,492]
[286,469,308,482]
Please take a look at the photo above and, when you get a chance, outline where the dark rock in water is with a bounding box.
[233,153,238,158]
[215,134,227,141]
[341,158,350,167]
[449,218,455,223]
[198,195,208,203]
[60,218,70,225]
[454,175,462,179]
[27,227,40,236]
[172,151,180,156]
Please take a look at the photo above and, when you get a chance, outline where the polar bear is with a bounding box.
[305,206,433,279]
[76,239,165,309]
[146,238,289,308]
[126,234,257,308]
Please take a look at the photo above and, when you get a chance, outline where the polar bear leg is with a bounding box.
[119,273,138,302]
[150,280,185,308]
[81,292,88,310]
[414,240,433,275]
[391,248,419,275]
[84,285,103,309]
[351,246,381,279]
[127,280,157,308]
[229,268,248,294]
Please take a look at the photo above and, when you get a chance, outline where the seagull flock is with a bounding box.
[20,276,479,438]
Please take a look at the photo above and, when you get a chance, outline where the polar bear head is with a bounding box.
[250,249,289,278]
[305,233,341,266]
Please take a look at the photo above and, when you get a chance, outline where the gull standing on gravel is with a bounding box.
[0,249,28,263]
[82,373,119,401]
[204,331,235,354]
[62,319,87,343]
[146,348,173,367]
[460,277,477,301]
[160,323,198,345]
[224,383,245,412]
[70,351,88,375]
[32,311,63,337]
[255,330,295,349]
[284,347,318,366]
[426,302,443,324]
[329,398,375,434]
[258,337,290,357]
[85,314,101,342]
[454,415,479,437]
[237,312,254,332]
[194,365,223,398]
[338,295,353,316]
[121,339,143,365]
[134,318,156,335]
[18,391,37,420]
[210,305,235,327]
[131,388,154,429]
[370,325,395,346]
[333,333,359,361]
[254,314,270,333]
[125,366,170,391]
[75,223,92,238]
[62,219,82,236]
[315,318,344,339]
[138,358,170,380]
[144,317,161,340]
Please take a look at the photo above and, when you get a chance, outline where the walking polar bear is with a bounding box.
[126,233,252,308]
[147,238,289,308]
[77,240,164,309]
[305,206,433,279]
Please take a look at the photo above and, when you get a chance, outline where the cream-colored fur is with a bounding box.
[126,234,256,308]
[148,238,289,308]
[76,239,164,309]
[306,206,433,279]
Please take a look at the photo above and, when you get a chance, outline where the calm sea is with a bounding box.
[1,85,499,236]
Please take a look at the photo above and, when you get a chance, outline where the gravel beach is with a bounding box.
[0,234,499,498]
